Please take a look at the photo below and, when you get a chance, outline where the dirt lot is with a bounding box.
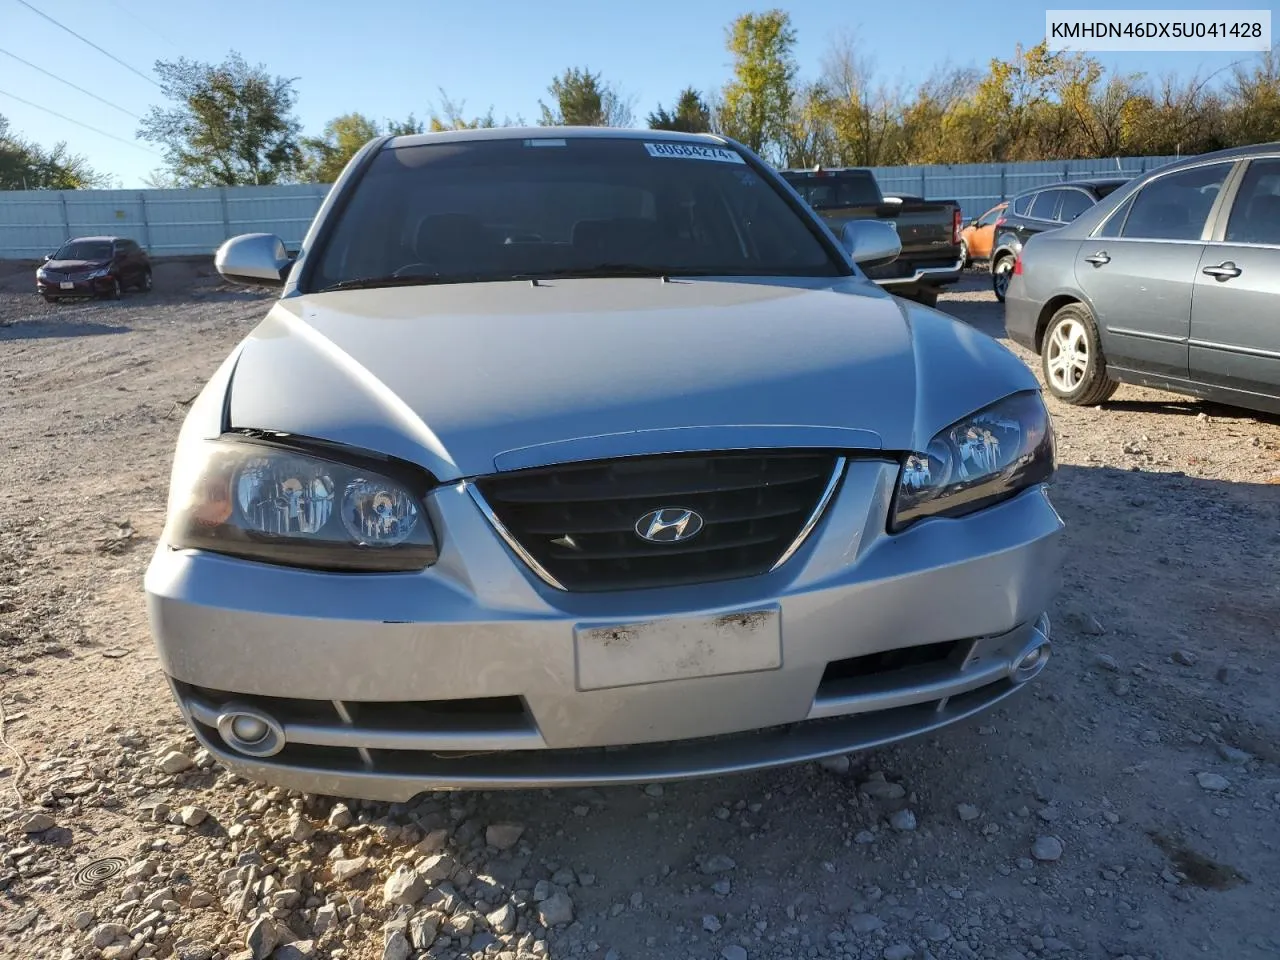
[1,261,1278,960]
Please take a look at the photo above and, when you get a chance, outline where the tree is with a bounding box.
[539,68,633,126]
[428,90,501,131]
[385,114,426,137]
[719,10,798,158]
[301,112,380,183]
[648,88,712,132]
[0,115,105,190]
[138,52,303,186]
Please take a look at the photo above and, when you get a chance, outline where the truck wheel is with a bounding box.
[1040,303,1118,406]
[959,240,969,269]
[992,254,1013,302]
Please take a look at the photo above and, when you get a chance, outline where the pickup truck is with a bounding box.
[779,167,964,307]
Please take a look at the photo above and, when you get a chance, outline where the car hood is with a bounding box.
[223,277,1037,481]
[44,259,109,271]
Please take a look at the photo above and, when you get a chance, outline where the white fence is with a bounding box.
[0,154,1185,260]
[0,184,331,259]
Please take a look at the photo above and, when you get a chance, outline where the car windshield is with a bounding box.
[54,240,112,261]
[308,136,844,291]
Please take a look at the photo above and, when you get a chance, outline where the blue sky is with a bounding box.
[0,0,1272,187]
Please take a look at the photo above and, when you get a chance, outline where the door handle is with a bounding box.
[1202,261,1242,281]
[1084,251,1110,266]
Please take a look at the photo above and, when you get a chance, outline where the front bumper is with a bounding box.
[37,276,113,297]
[146,459,1064,800]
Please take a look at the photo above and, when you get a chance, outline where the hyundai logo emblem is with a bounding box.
[635,507,704,544]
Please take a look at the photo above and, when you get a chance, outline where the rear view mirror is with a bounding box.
[839,220,901,269]
[215,233,291,286]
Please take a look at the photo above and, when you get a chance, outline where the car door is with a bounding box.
[969,204,1004,258]
[1073,160,1235,381]
[1189,156,1280,400]
[111,241,131,283]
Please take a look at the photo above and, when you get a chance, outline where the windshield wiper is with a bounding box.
[320,272,460,292]
[511,263,696,281]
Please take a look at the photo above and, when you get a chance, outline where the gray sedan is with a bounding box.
[146,128,1062,801]
[1005,142,1280,413]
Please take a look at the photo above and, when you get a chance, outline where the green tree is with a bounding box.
[0,115,105,189]
[719,9,798,158]
[648,87,712,132]
[301,112,380,183]
[539,67,633,126]
[385,114,426,136]
[428,90,501,131]
[138,52,303,186]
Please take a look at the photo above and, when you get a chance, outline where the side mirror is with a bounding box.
[42,253,51,262]
[840,220,901,269]
[214,233,291,286]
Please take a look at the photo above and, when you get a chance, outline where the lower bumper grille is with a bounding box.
[473,451,844,591]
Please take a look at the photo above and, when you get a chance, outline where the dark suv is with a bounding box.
[990,178,1129,301]
[36,236,152,302]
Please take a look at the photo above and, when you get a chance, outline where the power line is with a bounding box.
[0,87,161,155]
[103,0,182,50]
[12,0,160,88]
[0,48,143,120]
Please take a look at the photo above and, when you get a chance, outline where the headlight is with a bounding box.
[890,391,1054,531]
[164,436,438,571]
[87,267,111,279]
[36,268,47,279]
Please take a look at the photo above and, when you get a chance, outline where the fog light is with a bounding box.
[215,705,285,758]
[230,714,269,744]
[1009,624,1052,684]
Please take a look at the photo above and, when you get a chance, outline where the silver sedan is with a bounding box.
[145,128,1062,801]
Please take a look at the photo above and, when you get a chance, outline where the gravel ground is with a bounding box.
[1,261,1278,960]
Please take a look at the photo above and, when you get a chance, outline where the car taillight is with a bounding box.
[1013,255,1023,275]
[952,208,963,245]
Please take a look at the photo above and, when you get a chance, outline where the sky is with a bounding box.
[0,0,1273,187]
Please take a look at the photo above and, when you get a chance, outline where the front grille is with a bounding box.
[474,452,842,591]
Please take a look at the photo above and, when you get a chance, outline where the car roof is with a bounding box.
[62,235,126,244]
[384,126,732,149]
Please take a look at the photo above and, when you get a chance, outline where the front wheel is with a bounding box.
[1040,303,1118,406]
[992,255,1013,302]
[105,277,122,300]
[138,269,153,293]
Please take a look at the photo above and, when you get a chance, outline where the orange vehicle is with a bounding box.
[959,202,1007,266]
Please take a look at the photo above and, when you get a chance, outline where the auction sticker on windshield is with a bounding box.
[644,142,745,163]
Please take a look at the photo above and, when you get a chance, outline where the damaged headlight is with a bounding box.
[891,391,1055,531]
[164,435,438,571]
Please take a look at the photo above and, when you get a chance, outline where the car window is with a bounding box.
[310,138,844,290]
[782,172,882,209]
[1121,162,1232,241]
[976,205,1004,227]
[1057,190,1094,222]
[1224,158,1280,245]
[54,240,113,260]
[1094,194,1135,238]
[1029,190,1061,220]
[1012,193,1033,216]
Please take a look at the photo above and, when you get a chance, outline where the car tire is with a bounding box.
[959,240,969,269]
[138,269,153,293]
[908,288,939,308]
[1040,303,1118,406]
[106,277,122,300]
[992,254,1013,302]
